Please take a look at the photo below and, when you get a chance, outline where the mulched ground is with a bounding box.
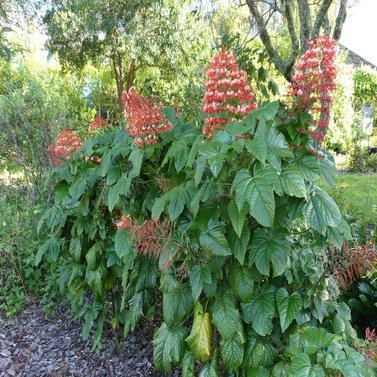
[0,303,178,377]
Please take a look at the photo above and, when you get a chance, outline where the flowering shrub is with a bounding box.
[289,35,337,144]
[88,114,108,132]
[47,129,83,166]
[38,45,377,375]
[203,47,258,137]
[122,87,172,147]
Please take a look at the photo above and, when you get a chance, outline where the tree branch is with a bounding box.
[246,0,291,80]
[333,0,348,40]
[283,1,299,79]
[312,0,333,37]
[297,0,311,52]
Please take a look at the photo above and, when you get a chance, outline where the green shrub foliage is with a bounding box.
[38,40,377,375]
[38,100,377,375]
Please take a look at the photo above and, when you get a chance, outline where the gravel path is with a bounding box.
[0,303,177,377]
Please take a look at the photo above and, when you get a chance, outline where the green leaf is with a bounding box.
[232,168,276,227]
[55,180,70,202]
[247,367,270,377]
[69,237,82,262]
[305,185,341,234]
[128,148,143,178]
[220,333,245,370]
[266,126,293,169]
[163,285,193,327]
[242,285,276,336]
[300,327,337,355]
[186,302,212,362]
[86,241,102,271]
[153,323,188,372]
[108,174,132,211]
[35,237,61,265]
[291,354,311,377]
[245,130,267,163]
[228,224,250,265]
[189,265,212,302]
[195,156,206,186]
[182,351,195,377]
[199,220,232,256]
[249,228,290,276]
[69,178,87,200]
[276,288,302,332]
[280,170,307,199]
[114,228,132,259]
[287,156,320,181]
[229,262,254,303]
[162,140,189,173]
[211,291,243,339]
[199,350,220,377]
[228,200,248,238]
[318,151,337,187]
[152,195,168,220]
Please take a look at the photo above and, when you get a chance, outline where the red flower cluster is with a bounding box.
[48,129,83,166]
[289,35,337,144]
[88,114,108,133]
[331,241,377,290]
[122,87,172,147]
[115,215,173,258]
[203,47,258,137]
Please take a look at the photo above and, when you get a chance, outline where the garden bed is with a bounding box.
[0,302,174,377]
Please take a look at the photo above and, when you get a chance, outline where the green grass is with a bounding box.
[327,173,377,225]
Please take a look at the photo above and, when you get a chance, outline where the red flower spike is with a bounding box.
[203,47,258,137]
[122,87,172,147]
[48,129,83,166]
[288,35,337,144]
[115,215,173,259]
[88,114,108,132]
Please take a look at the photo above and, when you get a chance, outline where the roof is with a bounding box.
[339,44,376,68]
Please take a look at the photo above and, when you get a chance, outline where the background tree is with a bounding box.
[244,0,350,81]
[43,0,207,111]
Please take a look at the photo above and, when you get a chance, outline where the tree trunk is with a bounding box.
[112,56,125,112]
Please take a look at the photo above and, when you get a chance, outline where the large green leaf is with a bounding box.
[276,288,302,332]
[199,350,220,377]
[189,265,212,302]
[305,185,341,234]
[266,125,293,169]
[186,302,212,362]
[228,200,248,238]
[245,129,267,163]
[291,354,325,377]
[242,285,276,336]
[182,351,195,377]
[228,225,250,266]
[153,323,188,372]
[287,155,320,181]
[163,285,193,327]
[162,139,189,173]
[247,367,270,377]
[114,228,132,259]
[69,237,82,262]
[300,327,337,355]
[232,168,276,227]
[229,262,254,303]
[199,219,232,256]
[249,228,290,276]
[211,292,244,339]
[108,173,132,211]
[221,333,245,370]
[280,169,307,199]
[69,178,87,200]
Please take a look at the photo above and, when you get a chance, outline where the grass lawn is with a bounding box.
[327,173,377,225]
